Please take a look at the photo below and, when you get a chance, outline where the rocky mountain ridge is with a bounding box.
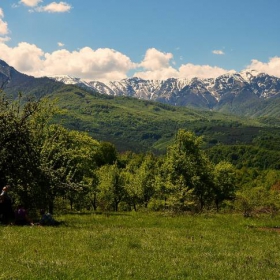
[48,70,280,111]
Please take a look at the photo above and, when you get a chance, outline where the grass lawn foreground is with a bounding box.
[1,212,280,279]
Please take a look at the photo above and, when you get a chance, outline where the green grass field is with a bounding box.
[1,212,280,279]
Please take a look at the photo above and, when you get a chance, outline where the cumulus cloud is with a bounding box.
[43,47,136,80]
[178,64,229,79]
[0,42,136,81]
[0,42,44,73]
[246,57,280,78]
[35,2,72,13]
[134,48,229,80]
[0,8,4,18]
[212,50,225,55]
[58,42,65,47]
[20,0,43,7]
[140,48,173,71]
[0,43,231,81]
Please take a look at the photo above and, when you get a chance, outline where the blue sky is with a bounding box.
[0,0,280,81]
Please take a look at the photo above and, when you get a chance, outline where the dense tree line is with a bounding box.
[1,94,279,215]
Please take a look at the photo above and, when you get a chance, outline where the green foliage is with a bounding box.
[0,94,104,212]
[37,125,100,212]
[96,163,127,211]
[207,144,280,169]
[123,153,157,210]
[159,130,215,211]
[0,94,42,206]
[213,161,236,210]
[235,187,280,216]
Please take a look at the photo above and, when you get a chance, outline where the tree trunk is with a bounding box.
[92,193,97,211]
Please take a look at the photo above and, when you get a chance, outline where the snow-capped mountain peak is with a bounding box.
[47,70,280,109]
[239,69,260,82]
[47,75,92,88]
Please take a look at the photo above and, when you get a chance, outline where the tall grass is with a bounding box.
[1,212,280,279]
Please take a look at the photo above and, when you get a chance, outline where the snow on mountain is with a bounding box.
[47,75,92,88]
[89,77,191,100]
[239,69,260,82]
[47,70,280,109]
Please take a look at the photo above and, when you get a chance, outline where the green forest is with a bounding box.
[1,91,280,217]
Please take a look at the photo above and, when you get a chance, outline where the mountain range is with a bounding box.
[48,70,280,118]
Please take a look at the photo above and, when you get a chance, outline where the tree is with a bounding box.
[37,125,100,213]
[162,129,214,211]
[95,141,118,166]
[213,161,236,211]
[134,153,156,207]
[97,163,127,211]
[0,93,44,207]
[124,153,157,210]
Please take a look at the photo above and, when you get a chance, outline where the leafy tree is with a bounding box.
[124,153,157,210]
[95,141,118,166]
[161,129,214,211]
[0,94,43,207]
[97,163,127,211]
[37,125,100,213]
[213,161,236,211]
[134,153,156,207]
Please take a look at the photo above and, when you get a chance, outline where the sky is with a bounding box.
[0,0,280,82]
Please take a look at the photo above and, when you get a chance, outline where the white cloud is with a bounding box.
[20,0,43,7]
[140,48,173,71]
[246,57,280,78]
[178,64,229,79]
[212,50,225,55]
[0,42,44,73]
[0,43,232,81]
[35,2,72,13]
[0,43,136,81]
[58,42,64,47]
[43,47,136,81]
[135,48,229,80]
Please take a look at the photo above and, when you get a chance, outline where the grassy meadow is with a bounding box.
[1,212,280,279]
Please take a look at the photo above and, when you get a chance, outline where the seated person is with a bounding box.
[14,205,33,226]
[39,209,60,226]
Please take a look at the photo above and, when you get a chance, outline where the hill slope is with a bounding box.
[49,85,280,154]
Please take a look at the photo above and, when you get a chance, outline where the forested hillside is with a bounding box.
[1,60,280,216]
